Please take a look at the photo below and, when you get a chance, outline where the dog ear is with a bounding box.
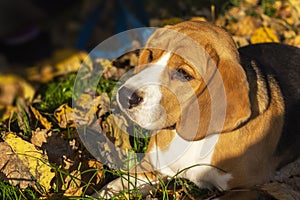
[219,59,252,132]
[176,57,251,141]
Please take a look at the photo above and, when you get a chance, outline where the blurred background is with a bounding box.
[0,0,299,70]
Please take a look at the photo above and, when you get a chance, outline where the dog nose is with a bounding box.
[118,87,143,109]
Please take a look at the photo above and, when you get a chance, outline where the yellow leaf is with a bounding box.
[4,133,55,192]
[285,35,300,48]
[55,51,92,75]
[250,27,279,44]
[30,105,52,130]
[231,16,260,37]
[0,104,16,122]
[63,170,82,196]
[64,186,83,197]
[27,49,92,82]
[73,93,111,126]
[0,75,35,105]
[75,94,93,109]
[289,0,300,16]
[103,114,132,150]
[54,104,75,128]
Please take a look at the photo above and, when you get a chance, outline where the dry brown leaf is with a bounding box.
[259,158,300,200]
[64,186,83,197]
[0,141,34,188]
[232,36,250,47]
[261,14,290,35]
[87,159,104,185]
[31,128,48,148]
[4,133,55,192]
[63,170,82,196]
[0,75,35,105]
[262,183,300,200]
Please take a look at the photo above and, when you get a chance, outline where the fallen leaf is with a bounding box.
[250,27,279,44]
[31,128,48,148]
[55,51,92,76]
[275,1,299,26]
[103,114,132,150]
[230,16,261,37]
[94,93,110,119]
[98,58,127,81]
[285,35,300,47]
[27,50,92,82]
[4,132,55,192]
[75,94,93,109]
[54,104,75,128]
[0,141,34,188]
[262,182,300,200]
[232,36,250,47]
[64,186,83,197]
[0,74,35,105]
[260,158,300,199]
[30,105,52,130]
[87,159,104,185]
[16,98,32,135]
[245,0,259,6]
[63,170,82,196]
[74,93,111,126]
[0,104,16,123]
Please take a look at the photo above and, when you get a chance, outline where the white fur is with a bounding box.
[149,130,232,190]
[118,52,172,129]
[97,130,231,199]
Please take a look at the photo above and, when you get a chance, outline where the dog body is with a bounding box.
[99,21,300,198]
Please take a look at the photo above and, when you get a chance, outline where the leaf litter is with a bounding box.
[0,0,299,199]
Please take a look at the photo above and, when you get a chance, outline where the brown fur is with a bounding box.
[126,21,293,189]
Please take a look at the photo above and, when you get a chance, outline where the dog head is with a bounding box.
[117,21,251,140]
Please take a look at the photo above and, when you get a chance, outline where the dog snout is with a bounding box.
[118,87,143,109]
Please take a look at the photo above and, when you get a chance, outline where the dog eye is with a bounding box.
[148,51,153,62]
[172,68,193,81]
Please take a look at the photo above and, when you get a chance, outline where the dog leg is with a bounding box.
[96,174,157,199]
[96,158,159,199]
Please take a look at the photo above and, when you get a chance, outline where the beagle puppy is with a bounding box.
[99,21,300,198]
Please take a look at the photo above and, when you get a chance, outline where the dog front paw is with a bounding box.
[93,179,124,199]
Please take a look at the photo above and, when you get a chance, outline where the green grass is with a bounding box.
[34,74,77,113]
[0,181,39,200]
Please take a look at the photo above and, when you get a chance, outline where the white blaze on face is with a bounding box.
[117,52,172,130]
